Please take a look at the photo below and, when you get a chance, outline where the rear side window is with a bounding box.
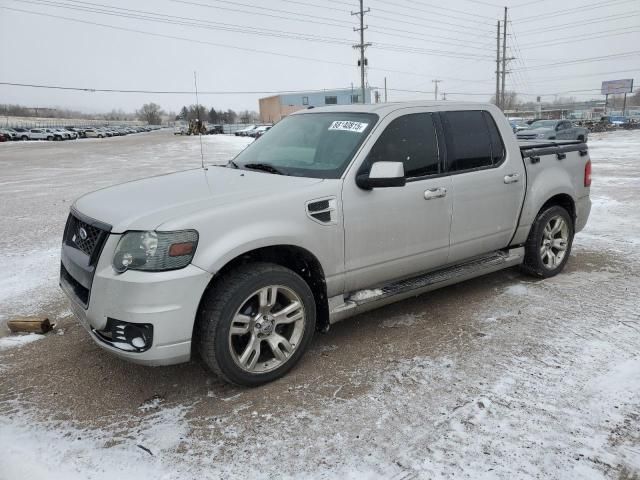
[483,111,505,165]
[442,110,505,172]
[365,113,439,178]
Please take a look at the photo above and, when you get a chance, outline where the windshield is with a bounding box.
[232,112,378,179]
[529,120,557,129]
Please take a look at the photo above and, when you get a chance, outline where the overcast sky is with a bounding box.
[1,0,638,114]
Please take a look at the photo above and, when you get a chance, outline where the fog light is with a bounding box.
[93,318,154,352]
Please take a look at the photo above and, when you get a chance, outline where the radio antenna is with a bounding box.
[193,71,205,170]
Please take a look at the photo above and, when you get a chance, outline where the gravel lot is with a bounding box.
[0,130,639,479]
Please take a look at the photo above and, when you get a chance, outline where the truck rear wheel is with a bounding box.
[521,205,574,278]
[197,262,316,386]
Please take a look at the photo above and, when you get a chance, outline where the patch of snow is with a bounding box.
[381,313,420,328]
[0,333,44,351]
[350,288,383,301]
[503,283,529,296]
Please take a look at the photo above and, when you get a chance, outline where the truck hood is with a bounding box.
[74,166,323,233]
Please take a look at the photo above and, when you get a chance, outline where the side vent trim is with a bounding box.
[306,197,337,225]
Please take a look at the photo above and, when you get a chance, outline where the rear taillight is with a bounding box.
[584,160,592,187]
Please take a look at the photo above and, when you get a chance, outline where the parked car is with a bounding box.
[0,128,17,141]
[60,102,591,386]
[235,124,256,136]
[207,124,224,134]
[83,128,105,138]
[174,125,187,135]
[28,128,54,140]
[249,125,272,138]
[0,131,8,142]
[52,128,71,140]
[13,128,31,140]
[516,119,588,142]
[63,127,80,139]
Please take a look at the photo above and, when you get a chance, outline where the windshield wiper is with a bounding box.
[227,160,240,169]
[242,163,287,175]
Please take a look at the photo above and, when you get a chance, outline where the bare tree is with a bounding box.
[489,91,519,110]
[137,103,164,125]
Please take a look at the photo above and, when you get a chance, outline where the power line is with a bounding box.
[284,0,495,24]
[0,81,369,95]
[513,51,640,71]
[6,1,494,61]
[521,68,640,85]
[2,5,485,81]
[366,0,496,21]
[514,0,636,23]
[518,11,640,36]
[517,26,640,49]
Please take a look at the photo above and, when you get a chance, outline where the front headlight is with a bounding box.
[112,230,198,273]
[537,133,547,138]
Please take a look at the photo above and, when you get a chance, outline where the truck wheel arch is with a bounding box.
[538,194,576,225]
[194,245,330,336]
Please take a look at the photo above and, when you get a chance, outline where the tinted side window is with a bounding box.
[483,111,506,165]
[365,113,439,178]
[442,111,493,172]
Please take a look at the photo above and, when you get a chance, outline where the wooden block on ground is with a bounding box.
[7,317,52,334]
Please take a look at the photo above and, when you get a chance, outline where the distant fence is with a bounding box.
[170,122,271,135]
[2,116,149,129]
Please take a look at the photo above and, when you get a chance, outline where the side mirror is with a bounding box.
[356,161,406,189]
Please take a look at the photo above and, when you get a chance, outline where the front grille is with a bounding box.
[61,264,89,306]
[65,215,102,257]
[61,212,111,308]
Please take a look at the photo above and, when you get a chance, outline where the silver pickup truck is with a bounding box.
[60,102,591,386]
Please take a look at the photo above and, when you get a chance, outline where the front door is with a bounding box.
[342,111,452,292]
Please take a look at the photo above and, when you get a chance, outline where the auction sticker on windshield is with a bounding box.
[328,121,368,133]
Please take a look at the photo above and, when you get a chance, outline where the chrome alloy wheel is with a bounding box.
[228,285,306,373]
[540,215,569,269]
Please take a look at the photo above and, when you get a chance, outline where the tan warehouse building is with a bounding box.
[259,88,373,123]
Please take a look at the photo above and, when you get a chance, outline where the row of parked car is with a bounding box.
[0,125,162,142]
[234,124,272,138]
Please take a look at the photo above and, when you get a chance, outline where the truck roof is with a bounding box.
[291,101,497,116]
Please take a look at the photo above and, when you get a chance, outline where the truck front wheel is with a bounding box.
[521,205,574,278]
[197,262,316,386]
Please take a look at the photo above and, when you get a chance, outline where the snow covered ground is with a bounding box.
[0,130,638,479]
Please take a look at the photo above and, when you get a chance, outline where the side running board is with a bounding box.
[328,247,524,324]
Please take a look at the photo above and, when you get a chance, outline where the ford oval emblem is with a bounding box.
[79,227,88,240]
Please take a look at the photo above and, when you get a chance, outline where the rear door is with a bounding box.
[342,110,452,291]
[442,110,526,264]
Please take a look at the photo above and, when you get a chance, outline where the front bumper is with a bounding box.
[61,234,212,366]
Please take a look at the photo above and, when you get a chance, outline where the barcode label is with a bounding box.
[328,121,369,133]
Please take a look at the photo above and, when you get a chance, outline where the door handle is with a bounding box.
[504,173,520,184]
[424,187,447,200]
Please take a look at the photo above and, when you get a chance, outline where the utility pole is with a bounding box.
[432,79,441,101]
[441,92,447,101]
[501,6,508,110]
[352,0,371,104]
[496,20,501,109]
[384,77,388,102]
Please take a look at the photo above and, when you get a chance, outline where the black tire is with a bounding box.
[197,262,316,386]
[521,205,574,278]
[47,136,53,141]
[21,135,28,140]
